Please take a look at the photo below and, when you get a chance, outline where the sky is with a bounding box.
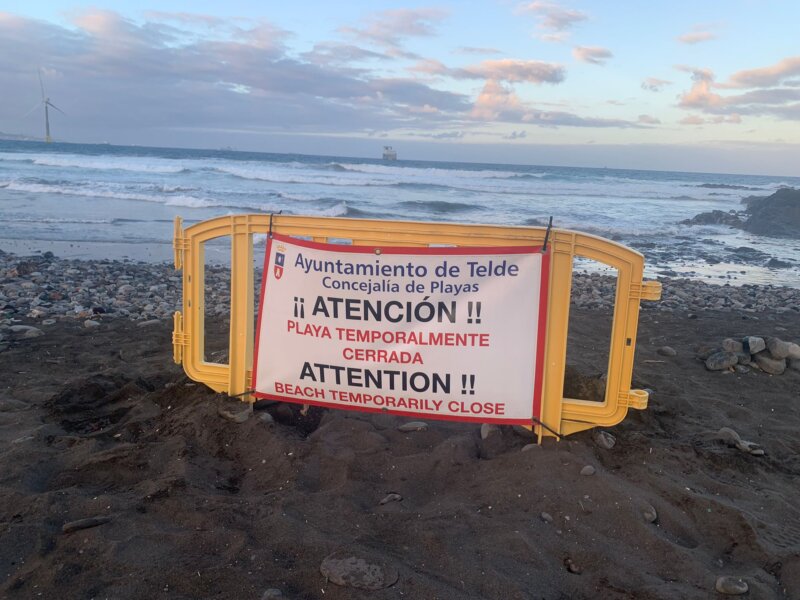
[1,1,799,175]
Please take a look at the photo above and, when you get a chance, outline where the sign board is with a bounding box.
[252,234,550,424]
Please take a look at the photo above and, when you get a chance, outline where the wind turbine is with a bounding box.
[24,70,65,143]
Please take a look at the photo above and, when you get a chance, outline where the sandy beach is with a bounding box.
[1,250,799,599]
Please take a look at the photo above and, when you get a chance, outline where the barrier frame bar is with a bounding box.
[173,215,661,439]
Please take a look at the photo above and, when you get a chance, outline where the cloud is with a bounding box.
[641,77,672,92]
[339,8,447,57]
[456,46,502,56]
[637,114,661,125]
[520,1,588,38]
[301,42,389,66]
[679,114,741,125]
[726,56,800,88]
[470,80,641,127]
[503,130,528,139]
[677,30,716,44]
[414,58,565,84]
[676,62,800,121]
[572,46,612,65]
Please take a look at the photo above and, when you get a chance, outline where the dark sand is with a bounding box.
[1,308,800,599]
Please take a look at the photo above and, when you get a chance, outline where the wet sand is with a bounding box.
[2,299,800,598]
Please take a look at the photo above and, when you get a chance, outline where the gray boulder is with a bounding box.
[705,351,738,371]
[742,336,765,354]
[753,351,786,375]
[766,337,793,360]
[722,338,744,353]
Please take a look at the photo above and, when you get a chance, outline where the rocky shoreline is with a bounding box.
[2,250,800,343]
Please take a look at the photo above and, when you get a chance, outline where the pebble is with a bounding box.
[521,443,540,452]
[217,403,252,424]
[83,319,101,328]
[320,551,398,590]
[642,505,658,523]
[564,558,582,574]
[379,492,402,505]
[62,516,112,534]
[580,465,596,476]
[593,430,616,450]
[480,423,500,440]
[258,412,275,425]
[656,346,677,357]
[397,421,428,432]
[260,589,282,600]
[540,512,554,523]
[715,576,749,595]
[41,318,56,326]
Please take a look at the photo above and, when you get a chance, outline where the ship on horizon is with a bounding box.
[382,146,397,160]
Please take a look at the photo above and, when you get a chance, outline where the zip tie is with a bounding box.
[268,210,283,238]
[228,389,255,398]
[542,216,553,253]
[531,415,561,440]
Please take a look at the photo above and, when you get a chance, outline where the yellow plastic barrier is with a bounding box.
[172,214,661,440]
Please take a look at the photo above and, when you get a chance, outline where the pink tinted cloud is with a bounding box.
[413,58,565,84]
[572,46,612,65]
[339,8,447,50]
[520,1,587,31]
[677,31,716,44]
[726,56,800,88]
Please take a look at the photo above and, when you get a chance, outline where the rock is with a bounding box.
[787,342,800,360]
[657,346,677,357]
[379,492,402,505]
[397,421,428,432]
[735,352,751,365]
[735,440,765,456]
[705,351,738,371]
[480,423,500,440]
[715,575,749,595]
[118,284,135,295]
[10,325,43,337]
[742,336,765,354]
[721,338,744,353]
[521,443,540,452]
[716,427,742,445]
[83,319,101,328]
[540,512,554,523]
[681,210,743,227]
[733,365,750,374]
[580,465,596,476]
[765,337,792,359]
[217,402,252,423]
[258,412,275,425]
[753,351,786,375]
[320,550,398,590]
[593,430,616,450]
[41,318,56,326]
[742,187,800,239]
[564,558,582,574]
[137,319,161,328]
[642,505,658,523]
[261,589,282,600]
[62,516,112,534]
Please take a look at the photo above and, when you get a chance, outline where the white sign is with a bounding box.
[252,234,549,424]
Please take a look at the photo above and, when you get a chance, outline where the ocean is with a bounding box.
[1,140,798,286]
